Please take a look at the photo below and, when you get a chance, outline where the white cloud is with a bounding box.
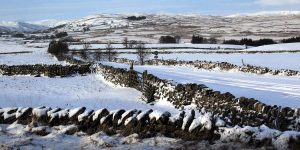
[256,0,300,5]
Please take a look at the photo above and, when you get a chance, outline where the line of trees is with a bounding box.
[90,39,150,65]
[281,37,300,43]
[223,38,276,46]
[191,35,217,44]
[158,35,300,46]
[126,16,146,21]
[122,38,151,64]
[79,42,118,62]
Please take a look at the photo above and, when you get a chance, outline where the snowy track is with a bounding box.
[103,62,300,108]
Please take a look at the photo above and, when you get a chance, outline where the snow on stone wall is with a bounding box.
[95,62,300,132]
[0,64,91,77]
[0,106,299,149]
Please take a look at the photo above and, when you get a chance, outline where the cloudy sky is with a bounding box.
[0,0,299,21]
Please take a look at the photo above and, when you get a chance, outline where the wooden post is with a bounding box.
[128,61,134,87]
[130,61,134,70]
[142,70,148,89]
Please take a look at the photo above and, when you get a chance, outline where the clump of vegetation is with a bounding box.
[126,16,146,21]
[159,36,180,43]
[48,40,69,55]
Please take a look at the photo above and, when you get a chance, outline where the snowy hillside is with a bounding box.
[226,11,300,17]
[47,13,300,43]
[0,21,48,32]
[30,19,69,28]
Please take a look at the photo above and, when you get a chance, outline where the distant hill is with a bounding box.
[0,21,48,32]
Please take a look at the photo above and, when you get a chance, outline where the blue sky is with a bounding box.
[1,0,299,21]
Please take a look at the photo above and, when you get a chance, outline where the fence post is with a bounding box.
[128,62,134,87]
[142,70,147,89]
[130,61,134,70]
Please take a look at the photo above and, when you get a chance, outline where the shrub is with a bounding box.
[48,40,69,55]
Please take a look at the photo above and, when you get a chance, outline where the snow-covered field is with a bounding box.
[118,52,300,71]
[102,62,300,108]
[246,42,300,51]
[0,39,67,65]
[0,74,179,114]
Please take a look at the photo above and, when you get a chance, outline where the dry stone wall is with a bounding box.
[113,58,300,76]
[0,64,91,77]
[0,106,299,149]
[95,63,300,132]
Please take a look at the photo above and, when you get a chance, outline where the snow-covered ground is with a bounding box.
[0,38,40,53]
[102,62,300,108]
[0,39,68,65]
[245,43,300,51]
[0,74,179,114]
[118,52,300,71]
[0,124,183,149]
[0,123,252,149]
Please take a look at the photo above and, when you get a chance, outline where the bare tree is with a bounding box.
[136,42,150,65]
[122,37,128,48]
[106,42,117,61]
[79,50,89,60]
[128,40,138,48]
[83,43,91,50]
[94,51,103,62]
[209,37,217,44]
